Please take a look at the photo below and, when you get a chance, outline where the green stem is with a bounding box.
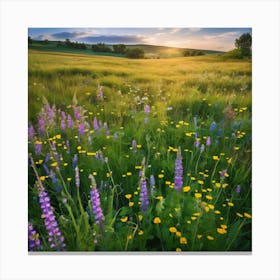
[225,220,246,251]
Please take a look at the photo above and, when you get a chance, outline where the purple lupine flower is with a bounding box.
[65,140,71,154]
[49,170,58,184]
[28,125,35,140]
[89,175,104,226]
[195,138,200,148]
[132,139,137,148]
[72,154,78,168]
[144,104,151,114]
[98,84,104,100]
[67,114,73,129]
[236,185,241,194]
[174,147,183,191]
[93,117,99,131]
[75,166,80,188]
[78,123,84,135]
[28,222,41,251]
[34,142,42,155]
[210,121,216,132]
[43,164,50,175]
[206,136,211,146]
[45,153,50,163]
[150,175,155,196]
[140,176,149,212]
[38,189,66,250]
[38,119,45,134]
[73,107,81,120]
[60,119,66,130]
[61,111,66,119]
[220,169,227,178]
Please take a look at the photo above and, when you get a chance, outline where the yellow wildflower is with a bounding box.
[180,237,187,244]
[169,227,177,233]
[207,235,214,240]
[183,186,191,192]
[121,216,128,222]
[195,193,202,199]
[244,212,252,219]
[125,194,132,199]
[153,217,161,224]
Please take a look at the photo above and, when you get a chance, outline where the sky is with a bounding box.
[28,28,252,51]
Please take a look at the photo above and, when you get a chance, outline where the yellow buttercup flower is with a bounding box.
[121,216,128,222]
[180,237,187,244]
[158,174,164,179]
[212,155,219,161]
[176,248,182,252]
[169,227,177,233]
[138,215,143,222]
[153,217,161,224]
[129,202,134,207]
[207,235,214,240]
[195,193,202,199]
[217,228,227,234]
[125,194,132,199]
[244,212,252,219]
[176,231,182,237]
[183,186,191,192]
[50,162,58,167]
[138,230,144,236]
[206,195,213,200]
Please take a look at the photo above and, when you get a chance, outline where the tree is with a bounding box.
[125,48,145,59]
[235,33,252,57]
[113,44,127,54]
[92,43,112,53]
[28,36,33,45]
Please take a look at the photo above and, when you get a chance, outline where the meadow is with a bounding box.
[28,49,252,252]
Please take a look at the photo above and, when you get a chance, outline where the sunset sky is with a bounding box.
[28,28,252,51]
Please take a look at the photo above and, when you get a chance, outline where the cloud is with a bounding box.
[76,35,147,44]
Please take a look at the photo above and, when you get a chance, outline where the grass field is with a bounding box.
[28,49,252,252]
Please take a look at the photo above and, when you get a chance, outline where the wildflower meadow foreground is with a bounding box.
[28,85,252,252]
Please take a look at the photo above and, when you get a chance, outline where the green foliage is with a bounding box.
[113,44,127,54]
[183,49,205,57]
[125,48,145,59]
[91,43,112,53]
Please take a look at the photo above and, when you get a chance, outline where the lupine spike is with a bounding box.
[174,147,183,191]
[140,176,149,212]
[28,222,41,251]
[38,189,66,251]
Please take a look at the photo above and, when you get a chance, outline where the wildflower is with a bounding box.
[38,119,45,134]
[169,227,177,233]
[209,122,216,132]
[73,107,81,120]
[174,147,183,191]
[220,169,228,178]
[121,216,128,222]
[138,215,143,222]
[217,228,227,234]
[176,231,182,237]
[158,174,164,179]
[228,202,234,207]
[98,84,104,100]
[206,136,211,146]
[72,154,78,168]
[67,114,73,129]
[125,194,132,199]
[59,118,66,130]
[153,217,161,224]
[195,193,202,199]
[93,117,99,131]
[75,166,80,188]
[207,235,214,241]
[129,202,134,207]
[78,123,84,135]
[236,185,241,194]
[140,176,149,212]
[180,237,187,244]
[183,186,191,192]
[138,230,144,235]
[144,104,151,114]
[28,125,35,140]
[89,175,105,226]
[34,141,42,155]
[212,155,219,161]
[38,189,66,250]
[244,212,252,219]
[176,248,182,252]
[132,139,137,149]
[195,138,200,148]
[28,222,41,251]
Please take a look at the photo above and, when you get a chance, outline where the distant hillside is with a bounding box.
[28,40,224,58]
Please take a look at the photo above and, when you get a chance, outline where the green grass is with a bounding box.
[28,49,252,252]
